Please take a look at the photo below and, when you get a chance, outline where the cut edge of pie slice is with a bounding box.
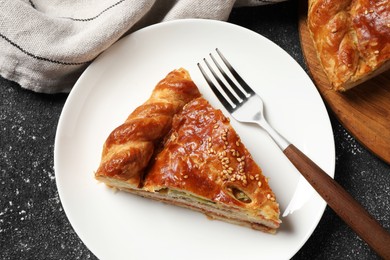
[95,69,281,234]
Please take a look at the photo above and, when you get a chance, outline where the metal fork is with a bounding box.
[197,48,390,259]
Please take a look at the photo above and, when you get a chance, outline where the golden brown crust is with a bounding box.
[144,97,280,228]
[95,68,201,187]
[308,0,390,91]
[95,70,280,233]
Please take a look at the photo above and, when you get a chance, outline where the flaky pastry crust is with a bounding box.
[308,0,390,91]
[144,97,280,232]
[95,68,201,187]
[95,69,280,233]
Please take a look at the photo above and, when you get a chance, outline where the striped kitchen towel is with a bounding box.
[0,0,285,93]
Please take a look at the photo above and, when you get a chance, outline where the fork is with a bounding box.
[197,48,390,259]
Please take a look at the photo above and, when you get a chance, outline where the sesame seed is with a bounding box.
[267,194,271,199]
[237,158,242,162]
[236,141,240,146]
[249,175,254,180]
[243,180,247,185]
[183,175,189,179]
[208,137,212,142]
[258,181,262,187]
[230,177,235,181]
[213,125,219,129]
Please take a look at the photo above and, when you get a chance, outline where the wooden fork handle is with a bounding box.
[284,144,390,259]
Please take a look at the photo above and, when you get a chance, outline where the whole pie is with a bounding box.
[95,68,281,233]
[307,0,390,91]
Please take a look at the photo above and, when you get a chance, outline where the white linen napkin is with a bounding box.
[0,0,285,93]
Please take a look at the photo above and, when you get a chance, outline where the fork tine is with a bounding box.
[197,62,234,113]
[209,53,246,100]
[202,58,240,106]
[215,48,255,95]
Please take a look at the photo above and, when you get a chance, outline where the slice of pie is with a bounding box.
[95,68,281,233]
[307,0,390,91]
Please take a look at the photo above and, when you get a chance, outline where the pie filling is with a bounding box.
[98,176,280,233]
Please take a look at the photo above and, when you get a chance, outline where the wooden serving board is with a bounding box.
[298,1,390,164]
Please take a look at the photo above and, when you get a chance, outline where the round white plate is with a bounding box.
[54,19,335,260]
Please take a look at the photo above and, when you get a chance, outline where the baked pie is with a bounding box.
[307,0,390,91]
[95,68,281,233]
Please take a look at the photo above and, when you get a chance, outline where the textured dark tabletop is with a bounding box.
[1,1,389,259]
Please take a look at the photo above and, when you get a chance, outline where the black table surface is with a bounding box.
[1,1,389,259]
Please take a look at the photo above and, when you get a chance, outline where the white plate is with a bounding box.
[54,19,335,260]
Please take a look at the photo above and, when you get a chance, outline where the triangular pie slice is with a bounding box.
[95,68,281,233]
